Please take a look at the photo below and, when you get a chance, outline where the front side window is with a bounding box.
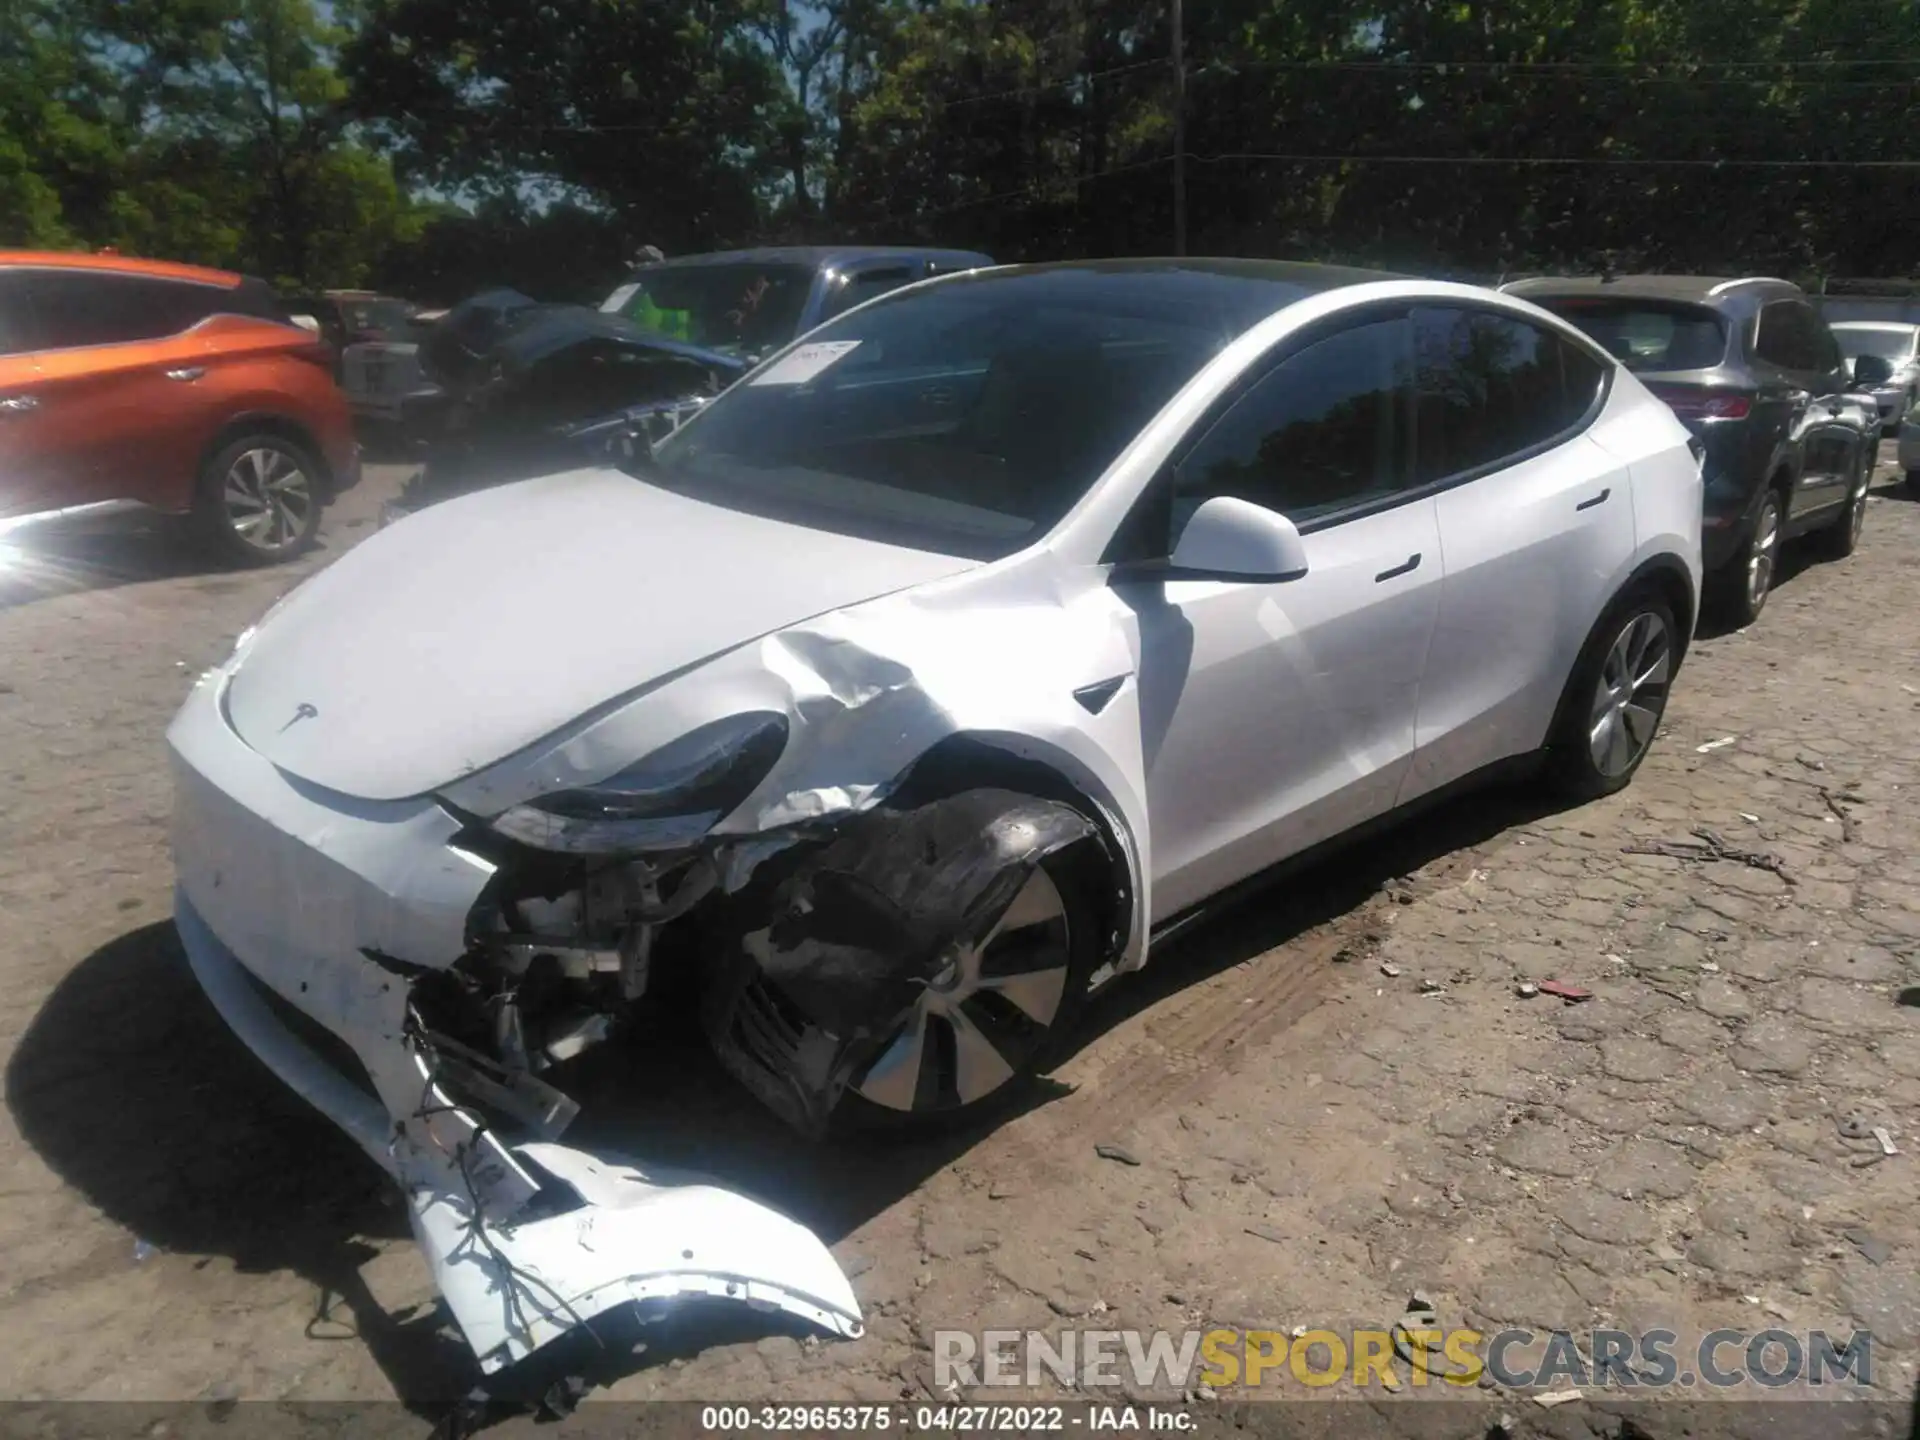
[648,267,1308,558]
[1173,316,1412,530]
[1411,308,1597,483]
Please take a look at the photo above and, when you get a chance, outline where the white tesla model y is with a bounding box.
[168,259,1702,1377]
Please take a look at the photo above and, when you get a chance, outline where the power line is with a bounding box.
[855,144,1920,229]
[1215,56,1920,72]
[1189,149,1920,169]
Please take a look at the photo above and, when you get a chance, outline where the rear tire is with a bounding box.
[1708,487,1782,629]
[192,432,323,566]
[1545,587,1678,802]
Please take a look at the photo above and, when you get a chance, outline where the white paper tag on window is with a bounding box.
[600,282,639,314]
[750,340,862,386]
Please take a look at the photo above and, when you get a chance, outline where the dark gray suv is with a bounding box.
[1504,275,1874,626]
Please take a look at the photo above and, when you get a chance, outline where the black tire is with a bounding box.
[1816,447,1870,560]
[833,831,1106,1139]
[1708,487,1783,629]
[1545,586,1679,802]
[1907,468,1920,497]
[192,432,324,566]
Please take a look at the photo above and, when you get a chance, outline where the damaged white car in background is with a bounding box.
[169,259,1704,1382]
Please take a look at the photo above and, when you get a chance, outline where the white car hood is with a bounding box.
[224,467,980,800]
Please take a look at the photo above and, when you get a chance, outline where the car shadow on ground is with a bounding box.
[6,777,1571,1418]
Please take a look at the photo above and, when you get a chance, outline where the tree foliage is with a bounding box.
[5,0,1919,295]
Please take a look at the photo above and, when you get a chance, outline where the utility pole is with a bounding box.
[1171,0,1187,255]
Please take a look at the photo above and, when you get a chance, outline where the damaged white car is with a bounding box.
[169,259,1703,1379]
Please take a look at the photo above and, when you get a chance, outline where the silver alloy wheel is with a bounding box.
[854,866,1072,1112]
[1748,497,1780,611]
[1588,609,1672,778]
[223,446,313,553]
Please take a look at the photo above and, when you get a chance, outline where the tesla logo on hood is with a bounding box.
[279,701,319,733]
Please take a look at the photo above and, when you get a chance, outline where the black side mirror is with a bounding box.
[1852,354,1894,386]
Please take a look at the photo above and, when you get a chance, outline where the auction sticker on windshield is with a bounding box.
[751,340,862,386]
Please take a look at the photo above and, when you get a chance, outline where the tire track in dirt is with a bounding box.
[969,847,1484,1182]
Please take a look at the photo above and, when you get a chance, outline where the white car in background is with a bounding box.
[1900,399,1920,492]
[167,260,1702,1382]
[1832,320,1920,431]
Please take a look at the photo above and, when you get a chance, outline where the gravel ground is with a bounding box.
[0,452,1915,1432]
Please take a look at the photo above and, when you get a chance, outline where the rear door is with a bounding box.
[1753,298,1850,518]
[1401,305,1632,799]
[14,269,234,513]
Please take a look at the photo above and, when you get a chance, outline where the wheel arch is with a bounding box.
[1542,557,1694,758]
[200,411,337,498]
[886,731,1147,983]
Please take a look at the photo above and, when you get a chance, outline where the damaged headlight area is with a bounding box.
[427,780,1109,1149]
[488,712,788,854]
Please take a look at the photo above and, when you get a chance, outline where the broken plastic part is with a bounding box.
[414,1144,863,1376]
[705,788,1098,1134]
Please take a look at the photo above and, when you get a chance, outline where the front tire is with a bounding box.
[1546,588,1678,802]
[192,433,323,565]
[834,836,1103,1138]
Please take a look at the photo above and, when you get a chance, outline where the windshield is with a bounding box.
[1533,298,1727,373]
[1833,326,1915,363]
[642,265,1310,560]
[600,263,814,358]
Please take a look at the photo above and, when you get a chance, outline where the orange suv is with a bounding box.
[0,251,359,564]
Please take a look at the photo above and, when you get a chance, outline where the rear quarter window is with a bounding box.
[1411,308,1605,483]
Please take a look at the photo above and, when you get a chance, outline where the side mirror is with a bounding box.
[1165,496,1309,583]
[1852,355,1894,387]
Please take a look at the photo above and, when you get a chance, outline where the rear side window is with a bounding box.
[1537,298,1726,373]
[226,278,295,323]
[1754,301,1827,371]
[1410,308,1600,484]
[1175,315,1413,526]
[25,271,232,349]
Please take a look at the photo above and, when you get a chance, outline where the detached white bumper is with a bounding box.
[167,671,862,1374]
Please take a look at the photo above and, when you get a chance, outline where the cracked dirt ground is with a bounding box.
[0,456,1915,1428]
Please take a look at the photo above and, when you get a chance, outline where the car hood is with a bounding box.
[222,468,981,800]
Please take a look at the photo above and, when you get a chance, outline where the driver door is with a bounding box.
[1130,311,1445,917]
